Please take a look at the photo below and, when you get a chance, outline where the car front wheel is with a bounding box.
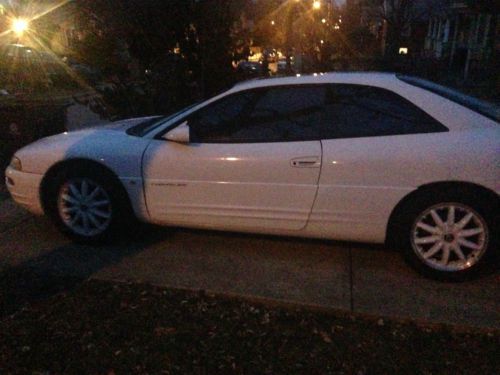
[57,177,113,239]
[45,165,132,243]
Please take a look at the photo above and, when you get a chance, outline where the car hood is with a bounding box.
[14,116,157,175]
[23,116,160,148]
[88,115,163,132]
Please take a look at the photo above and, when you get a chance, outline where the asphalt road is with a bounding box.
[1,195,499,329]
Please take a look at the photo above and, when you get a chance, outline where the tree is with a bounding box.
[73,0,249,98]
[190,0,247,95]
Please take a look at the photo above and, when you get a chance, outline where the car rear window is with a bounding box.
[397,75,499,123]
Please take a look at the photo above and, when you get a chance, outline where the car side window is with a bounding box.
[322,84,448,139]
[190,85,327,143]
[189,91,256,142]
[234,86,326,142]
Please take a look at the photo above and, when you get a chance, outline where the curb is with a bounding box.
[93,277,500,335]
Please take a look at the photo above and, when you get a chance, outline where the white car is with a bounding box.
[5,73,499,280]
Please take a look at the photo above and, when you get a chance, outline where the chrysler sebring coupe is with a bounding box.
[5,73,499,280]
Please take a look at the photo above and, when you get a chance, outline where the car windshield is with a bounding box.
[126,102,201,137]
[397,75,499,123]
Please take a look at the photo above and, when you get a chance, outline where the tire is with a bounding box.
[45,165,133,243]
[397,188,498,281]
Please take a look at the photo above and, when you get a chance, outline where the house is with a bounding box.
[424,0,499,79]
[345,0,437,58]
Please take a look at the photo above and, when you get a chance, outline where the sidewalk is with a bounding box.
[1,199,499,330]
[0,197,31,233]
[0,183,8,202]
[93,228,500,330]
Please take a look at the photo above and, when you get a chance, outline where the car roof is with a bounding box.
[220,71,498,131]
[231,72,398,91]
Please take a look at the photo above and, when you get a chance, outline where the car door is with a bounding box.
[308,84,450,242]
[142,85,326,231]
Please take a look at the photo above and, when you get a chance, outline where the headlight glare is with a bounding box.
[9,156,22,171]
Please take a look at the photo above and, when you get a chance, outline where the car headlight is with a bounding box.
[9,156,22,171]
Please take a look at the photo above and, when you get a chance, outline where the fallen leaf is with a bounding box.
[261,312,270,324]
[320,331,332,343]
[155,327,177,336]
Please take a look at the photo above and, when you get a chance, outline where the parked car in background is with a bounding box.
[0,44,49,88]
[277,57,295,75]
[5,73,499,281]
[236,61,263,78]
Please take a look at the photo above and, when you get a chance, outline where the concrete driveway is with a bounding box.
[1,196,498,329]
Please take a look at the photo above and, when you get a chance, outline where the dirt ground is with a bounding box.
[1,279,498,375]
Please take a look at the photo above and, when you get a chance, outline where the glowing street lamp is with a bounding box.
[313,1,321,10]
[12,18,29,36]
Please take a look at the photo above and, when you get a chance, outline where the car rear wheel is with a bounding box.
[399,190,497,281]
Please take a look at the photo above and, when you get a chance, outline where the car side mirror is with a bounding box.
[163,121,190,144]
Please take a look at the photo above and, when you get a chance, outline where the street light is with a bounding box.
[12,18,29,36]
[313,1,321,10]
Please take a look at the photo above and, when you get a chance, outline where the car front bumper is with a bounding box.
[5,166,44,215]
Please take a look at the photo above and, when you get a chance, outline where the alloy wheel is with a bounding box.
[57,178,113,237]
[411,203,488,272]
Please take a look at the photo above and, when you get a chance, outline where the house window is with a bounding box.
[476,14,488,46]
[443,19,450,42]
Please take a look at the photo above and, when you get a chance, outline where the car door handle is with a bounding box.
[290,157,321,168]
